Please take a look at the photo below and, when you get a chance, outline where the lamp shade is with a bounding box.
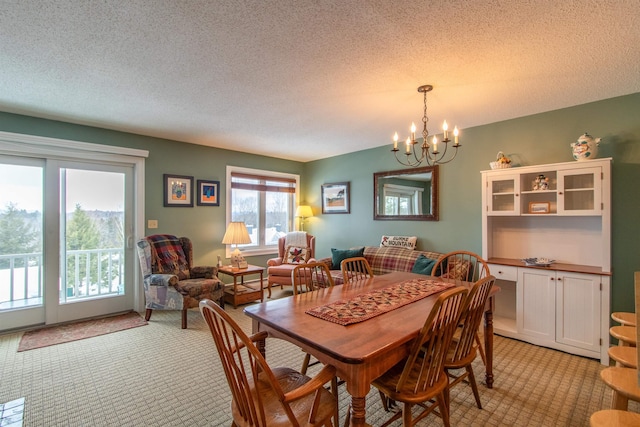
[222,222,252,245]
[295,205,313,218]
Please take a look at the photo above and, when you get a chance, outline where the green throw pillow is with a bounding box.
[330,247,365,270]
[411,254,437,276]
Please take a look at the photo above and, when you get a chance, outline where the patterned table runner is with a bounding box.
[305,278,455,326]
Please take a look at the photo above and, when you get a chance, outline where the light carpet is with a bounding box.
[0,288,637,426]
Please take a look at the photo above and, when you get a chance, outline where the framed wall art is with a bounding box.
[321,182,350,214]
[196,180,220,206]
[163,174,194,207]
[529,201,550,214]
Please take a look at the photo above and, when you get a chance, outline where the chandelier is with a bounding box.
[391,84,461,167]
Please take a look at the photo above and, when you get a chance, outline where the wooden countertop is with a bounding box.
[488,257,612,276]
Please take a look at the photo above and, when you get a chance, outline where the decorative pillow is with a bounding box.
[330,247,365,270]
[411,254,438,276]
[284,246,310,264]
[380,235,417,250]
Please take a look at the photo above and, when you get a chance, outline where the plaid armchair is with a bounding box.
[136,234,224,328]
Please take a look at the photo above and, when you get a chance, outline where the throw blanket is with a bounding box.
[147,234,190,280]
[285,231,307,248]
[305,278,455,326]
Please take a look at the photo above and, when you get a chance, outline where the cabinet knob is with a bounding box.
[558,192,563,195]
[550,277,555,281]
[498,271,503,274]
[557,277,562,281]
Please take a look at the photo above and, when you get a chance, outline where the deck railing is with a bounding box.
[0,248,125,308]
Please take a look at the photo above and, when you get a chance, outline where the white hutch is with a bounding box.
[481,158,612,364]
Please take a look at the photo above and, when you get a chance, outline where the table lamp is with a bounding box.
[295,205,313,231]
[222,221,252,269]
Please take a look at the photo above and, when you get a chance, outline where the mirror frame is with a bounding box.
[373,166,439,221]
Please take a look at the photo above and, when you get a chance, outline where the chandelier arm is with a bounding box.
[393,148,422,168]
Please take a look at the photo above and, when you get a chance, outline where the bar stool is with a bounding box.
[608,346,638,369]
[612,312,636,327]
[590,409,640,426]
[600,367,640,410]
[610,326,637,347]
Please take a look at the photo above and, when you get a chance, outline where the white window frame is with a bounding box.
[226,166,299,257]
[383,183,424,215]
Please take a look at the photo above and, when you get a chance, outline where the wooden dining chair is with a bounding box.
[199,299,338,427]
[292,262,335,296]
[291,262,338,380]
[340,256,373,284]
[444,275,496,410]
[371,287,468,427]
[432,250,491,366]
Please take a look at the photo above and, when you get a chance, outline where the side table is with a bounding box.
[218,264,264,309]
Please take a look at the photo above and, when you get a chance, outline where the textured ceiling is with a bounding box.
[1,1,639,162]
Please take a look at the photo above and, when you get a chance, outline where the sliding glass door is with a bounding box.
[52,161,134,324]
[0,157,44,328]
[0,155,137,330]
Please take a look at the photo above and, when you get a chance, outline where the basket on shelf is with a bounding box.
[490,151,512,169]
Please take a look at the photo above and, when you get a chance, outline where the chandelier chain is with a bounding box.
[422,89,429,142]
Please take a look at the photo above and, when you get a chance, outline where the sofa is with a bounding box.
[318,246,446,285]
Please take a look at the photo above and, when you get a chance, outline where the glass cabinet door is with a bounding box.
[557,167,602,215]
[487,175,519,215]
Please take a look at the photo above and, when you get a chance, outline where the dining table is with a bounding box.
[243,271,500,427]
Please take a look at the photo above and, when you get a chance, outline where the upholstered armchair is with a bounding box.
[266,232,315,297]
[136,234,225,329]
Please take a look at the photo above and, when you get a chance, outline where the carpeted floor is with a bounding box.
[0,288,637,426]
[17,312,147,352]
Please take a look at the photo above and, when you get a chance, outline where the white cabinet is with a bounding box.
[481,158,612,364]
[557,166,602,215]
[486,174,520,215]
[555,272,602,354]
[515,268,603,357]
[517,268,555,341]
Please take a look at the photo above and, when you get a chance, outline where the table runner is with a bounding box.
[305,278,455,326]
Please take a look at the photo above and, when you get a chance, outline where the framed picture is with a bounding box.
[529,201,550,214]
[196,180,220,206]
[321,182,350,214]
[163,174,194,207]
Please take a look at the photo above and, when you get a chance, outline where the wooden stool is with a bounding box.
[600,367,640,410]
[610,326,637,347]
[608,346,638,369]
[612,312,636,327]
[590,409,640,426]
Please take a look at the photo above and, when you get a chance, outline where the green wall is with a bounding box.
[303,92,640,315]
[1,92,639,313]
[0,112,302,272]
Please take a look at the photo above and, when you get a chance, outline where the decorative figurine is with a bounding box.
[533,174,549,191]
[571,132,601,161]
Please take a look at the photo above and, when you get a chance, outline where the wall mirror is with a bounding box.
[374,166,439,221]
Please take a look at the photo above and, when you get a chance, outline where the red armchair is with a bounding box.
[266,233,315,297]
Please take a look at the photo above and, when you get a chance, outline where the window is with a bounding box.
[383,183,424,215]
[226,166,299,255]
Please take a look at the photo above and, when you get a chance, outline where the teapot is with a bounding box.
[570,132,601,161]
